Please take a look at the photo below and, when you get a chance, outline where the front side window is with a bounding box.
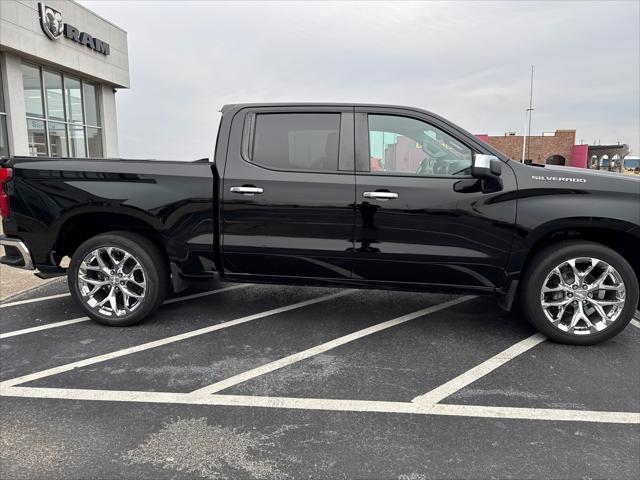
[368,115,473,176]
[21,63,103,158]
[252,113,340,172]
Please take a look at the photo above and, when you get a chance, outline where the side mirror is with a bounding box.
[471,154,503,193]
[471,154,502,179]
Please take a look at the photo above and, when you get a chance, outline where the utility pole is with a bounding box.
[521,65,534,162]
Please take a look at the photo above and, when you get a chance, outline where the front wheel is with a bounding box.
[68,231,169,326]
[521,241,639,345]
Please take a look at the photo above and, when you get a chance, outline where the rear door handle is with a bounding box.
[363,191,398,200]
[230,186,264,195]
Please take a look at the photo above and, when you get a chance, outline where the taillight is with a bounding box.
[0,167,12,219]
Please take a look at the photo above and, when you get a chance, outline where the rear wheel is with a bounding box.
[68,231,168,326]
[521,241,638,345]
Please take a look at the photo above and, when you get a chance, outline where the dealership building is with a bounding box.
[0,0,129,159]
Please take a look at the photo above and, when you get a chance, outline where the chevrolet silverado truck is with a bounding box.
[1,103,639,345]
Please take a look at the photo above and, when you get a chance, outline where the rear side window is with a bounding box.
[252,113,340,172]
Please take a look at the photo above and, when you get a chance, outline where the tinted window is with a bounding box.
[252,113,340,171]
[368,115,472,176]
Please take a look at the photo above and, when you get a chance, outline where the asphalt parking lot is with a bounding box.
[1,278,638,479]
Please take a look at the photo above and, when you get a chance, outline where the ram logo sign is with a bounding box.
[39,3,63,40]
[38,3,110,56]
[532,175,587,183]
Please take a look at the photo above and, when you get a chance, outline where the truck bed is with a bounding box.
[1,156,218,283]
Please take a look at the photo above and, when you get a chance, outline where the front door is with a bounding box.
[352,108,517,292]
[221,106,356,281]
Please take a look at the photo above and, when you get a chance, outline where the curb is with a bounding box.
[0,276,65,305]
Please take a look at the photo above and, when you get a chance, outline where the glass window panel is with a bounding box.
[252,113,340,171]
[0,68,5,113]
[64,76,83,123]
[82,82,100,126]
[43,70,65,121]
[86,127,103,158]
[48,122,68,158]
[0,116,8,158]
[367,115,473,176]
[69,125,86,158]
[22,64,44,118]
[26,118,48,157]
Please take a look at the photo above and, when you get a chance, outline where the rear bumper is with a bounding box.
[0,235,35,270]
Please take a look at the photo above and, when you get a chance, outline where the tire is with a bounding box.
[521,241,639,345]
[68,231,169,326]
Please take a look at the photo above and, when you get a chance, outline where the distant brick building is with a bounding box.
[587,144,630,171]
[476,130,589,167]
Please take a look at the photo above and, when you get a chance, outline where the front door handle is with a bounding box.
[363,191,398,200]
[230,186,264,195]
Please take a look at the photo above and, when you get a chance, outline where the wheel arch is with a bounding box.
[54,210,169,269]
[520,221,640,293]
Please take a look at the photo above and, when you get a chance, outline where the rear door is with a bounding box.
[352,107,517,292]
[221,106,356,281]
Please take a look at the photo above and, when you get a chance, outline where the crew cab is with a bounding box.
[1,103,639,345]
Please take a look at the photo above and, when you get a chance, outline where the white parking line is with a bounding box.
[1,387,637,424]
[0,317,89,339]
[0,284,251,338]
[411,333,547,405]
[631,319,640,329]
[0,283,250,310]
[163,285,249,304]
[0,290,353,388]
[0,292,70,309]
[190,295,474,397]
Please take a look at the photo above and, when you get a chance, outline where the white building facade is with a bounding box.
[0,0,129,159]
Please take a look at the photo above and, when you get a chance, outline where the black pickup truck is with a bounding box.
[1,103,639,345]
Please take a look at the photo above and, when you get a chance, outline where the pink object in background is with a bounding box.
[475,134,490,143]
[571,144,588,168]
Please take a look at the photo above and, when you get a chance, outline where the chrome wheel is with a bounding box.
[540,257,626,335]
[78,246,147,317]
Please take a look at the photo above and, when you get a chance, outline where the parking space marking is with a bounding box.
[427,403,640,423]
[1,386,637,424]
[411,333,547,405]
[190,296,474,397]
[0,317,89,339]
[631,319,640,329]
[0,290,353,388]
[162,285,250,304]
[0,292,70,309]
[0,284,252,338]
[0,283,250,312]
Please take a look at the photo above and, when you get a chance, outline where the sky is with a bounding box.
[80,0,640,160]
